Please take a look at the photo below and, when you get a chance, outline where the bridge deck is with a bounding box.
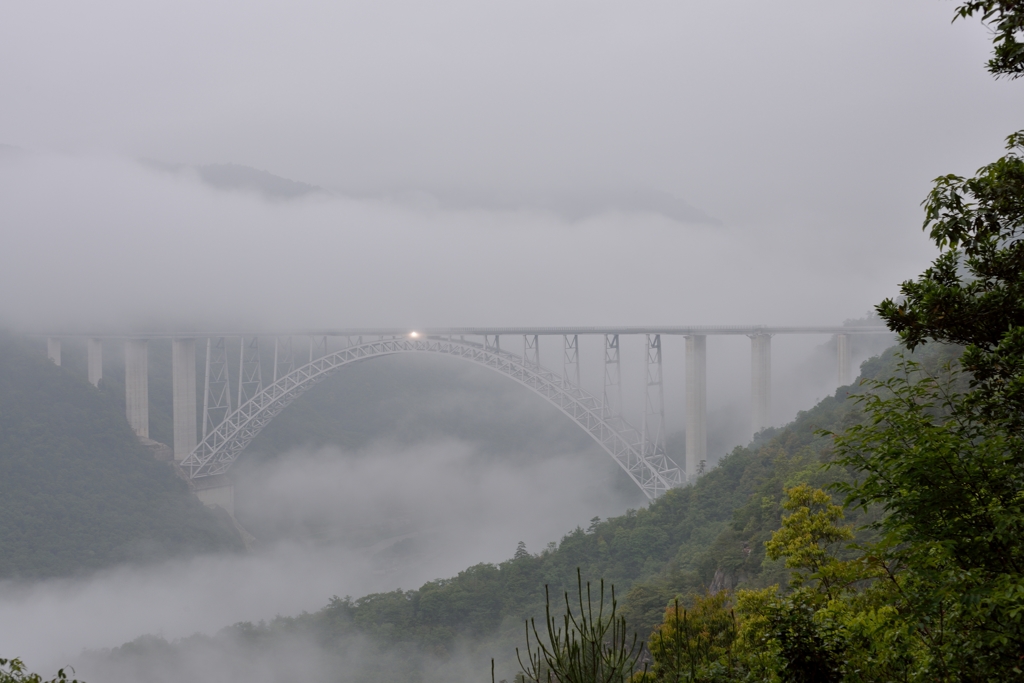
[40,325,892,339]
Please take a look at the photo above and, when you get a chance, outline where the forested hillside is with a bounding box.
[0,334,244,579]
[91,340,959,682]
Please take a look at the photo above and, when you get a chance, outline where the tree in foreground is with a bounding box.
[0,659,81,683]
[954,1,1024,79]
[735,486,863,683]
[512,569,646,683]
[638,592,739,683]
[830,358,1024,679]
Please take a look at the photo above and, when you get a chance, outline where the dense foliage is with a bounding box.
[954,1,1024,79]
[0,334,244,578]
[516,570,645,683]
[0,658,81,683]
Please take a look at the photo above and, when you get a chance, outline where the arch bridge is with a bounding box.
[43,325,890,511]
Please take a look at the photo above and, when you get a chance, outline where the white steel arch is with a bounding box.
[179,336,684,499]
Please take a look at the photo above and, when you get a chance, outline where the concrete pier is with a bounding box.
[194,478,234,516]
[685,335,707,478]
[172,338,197,462]
[750,333,772,435]
[837,334,851,386]
[46,338,60,366]
[124,339,149,438]
[87,338,103,386]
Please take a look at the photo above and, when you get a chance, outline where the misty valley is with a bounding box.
[0,328,893,681]
[0,325,923,682]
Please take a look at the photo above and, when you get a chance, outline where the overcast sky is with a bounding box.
[1,0,1021,330]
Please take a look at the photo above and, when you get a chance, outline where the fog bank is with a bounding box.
[0,439,637,673]
[0,152,933,334]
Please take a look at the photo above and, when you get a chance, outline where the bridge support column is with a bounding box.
[46,338,60,366]
[563,335,579,386]
[603,334,621,420]
[87,338,102,386]
[750,333,772,435]
[685,335,707,478]
[194,477,234,516]
[837,334,851,386]
[273,336,294,383]
[523,335,540,370]
[172,338,197,462]
[125,339,149,438]
[643,334,666,456]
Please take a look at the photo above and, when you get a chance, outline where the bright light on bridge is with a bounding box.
[409,331,419,338]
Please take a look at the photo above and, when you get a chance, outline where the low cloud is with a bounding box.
[235,440,641,556]
[0,152,931,334]
[0,439,639,676]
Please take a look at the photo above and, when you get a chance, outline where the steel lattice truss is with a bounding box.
[179,336,685,499]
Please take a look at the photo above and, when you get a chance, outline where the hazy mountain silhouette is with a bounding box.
[142,159,717,223]
[143,160,327,200]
